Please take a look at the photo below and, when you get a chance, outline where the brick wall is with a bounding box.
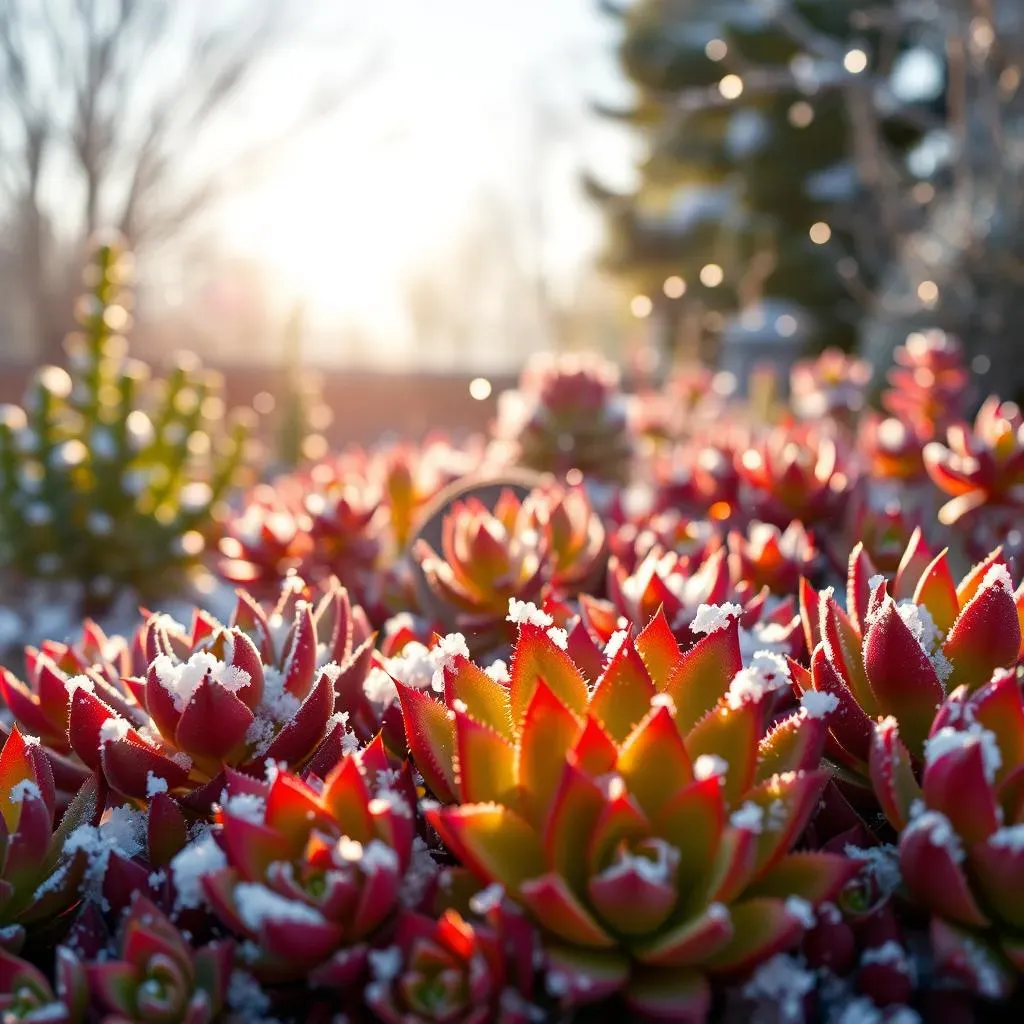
[0,364,518,447]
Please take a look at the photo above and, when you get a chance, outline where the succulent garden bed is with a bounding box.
[0,242,1022,1022]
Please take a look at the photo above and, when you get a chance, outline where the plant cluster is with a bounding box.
[6,301,1024,1018]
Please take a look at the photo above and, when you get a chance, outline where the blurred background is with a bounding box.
[0,0,1020,443]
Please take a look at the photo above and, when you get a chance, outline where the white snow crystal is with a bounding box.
[603,629,628,661]
[843,844,901,897]
[546,627,569,651]
[484,659,510,683]
[63,674,95,700]
[368,946,403,983]
[99,718,130,744]
[690,602,742,636]
[904,804,964,863]
[730,802,765,834]
[924,724,1002,783]
[221,792,267,825]
[469,882,506,915]
[861,941,909,972]
[171,832,227,909]
[987,823,1024,853]
[895,601,952,682]
[64,805,146,907]
[8,779,42,804]
[742,954,814,1023]
[153,651,250,713]
[145,772,168,797]
[235,884,325,931]
[801,690,839,718]
[363,666,399,708]
[693,754,728,781]
[726,651,790,708]
[982,562,1014,595]
[785,896,816,928]
[506,599,553,628]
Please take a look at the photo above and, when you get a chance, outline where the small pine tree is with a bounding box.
[0,235,251,613]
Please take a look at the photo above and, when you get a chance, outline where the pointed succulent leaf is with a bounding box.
[863,599,944,754]
[913,550,959,633]
[509,624,588,725]
[588,642,656,743]
[453,710,518,808]
[701,898,804,973]
[429,803,545,897]
[663,619,742,731]
[395,682,456,803]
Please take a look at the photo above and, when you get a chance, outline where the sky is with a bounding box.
[212,0,636,354]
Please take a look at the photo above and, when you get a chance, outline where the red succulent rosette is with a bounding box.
[78,894,232,1024]
[363,902,540,1024]
[202,738,418,984]
[492,352,632,484]
[728,521,817,599]
[790,348,871,422]
[0,618,133,797]
[399,611,854,1014]
[0,947,85,1023]
[735,424,852,529]
[870,672,1024,998]
[0,729,104,952]
[859,413,926,482]
[883,330,970,442]
[413,484,605,652]
[63,579,371,802]
[924,396,1024,528]
[797,534,1021,781]
[218,473,383,606]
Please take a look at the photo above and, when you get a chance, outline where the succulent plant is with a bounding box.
[735,425,852,530]
[0,947,84,1023]
[400,612,854,1015]
[217,474,383,610]
[363,903,540,1024]
[202,737,419,984]
[56,578,369,802]
[0,619,137,797]
[0,236,249,614]
[413,483,606,652]
[0,728,104,952]
[882,330,970,443]
[790,348,871,424]
[870,671,1024,998]
[924,396,1024,538]
[797,535,1021,782]
[728,521,817,599]
[491,351,632,484]
[78,894,233,1023]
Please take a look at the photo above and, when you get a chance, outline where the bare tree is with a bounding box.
[0,0,379,362]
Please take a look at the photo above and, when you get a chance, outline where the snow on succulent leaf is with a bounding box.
[801,536,1021,780]
[61,578,367,802]
[871,675,1024,992]
[202,736,418,982]
[400,610,853,1010]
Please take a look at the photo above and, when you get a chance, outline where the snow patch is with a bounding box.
[235,883,325,931]
[801,689,839,718]
[924,724,1002,784]
[171,832,227,909]
[690,602,742,636]
[152,651,250,712]
[506,600,553,628]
